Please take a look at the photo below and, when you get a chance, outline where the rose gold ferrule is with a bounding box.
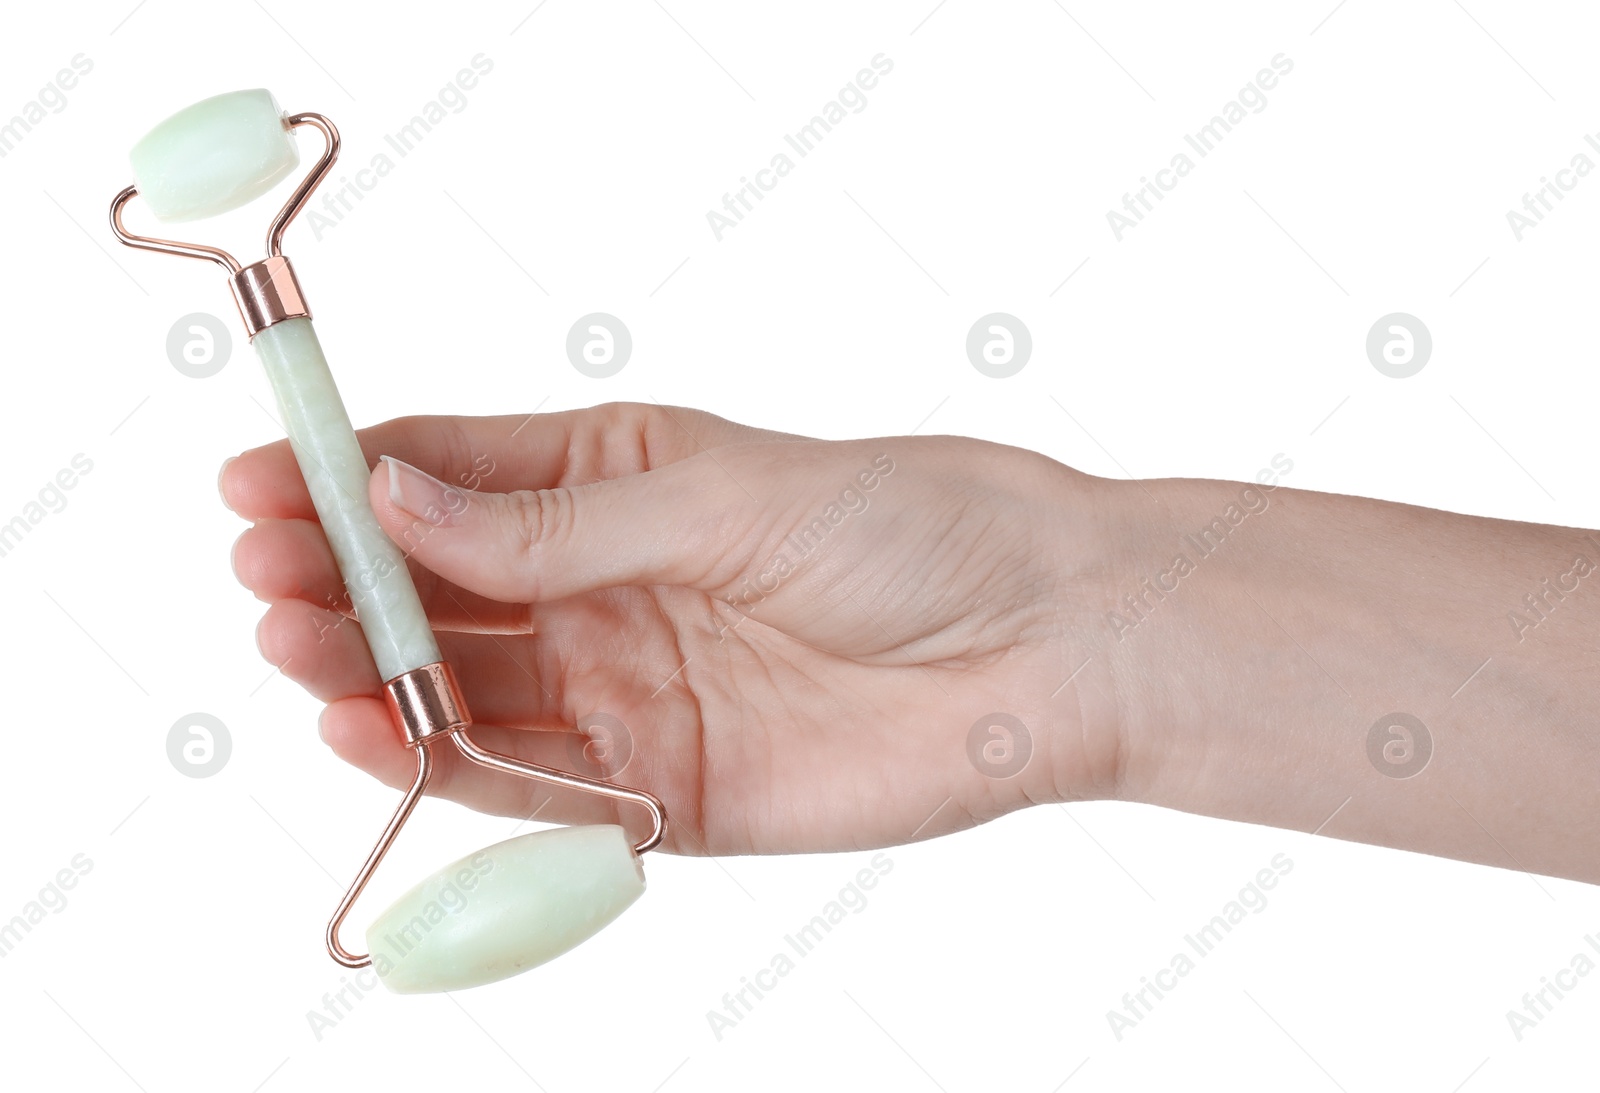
[230,255,311,338]
[383,661,471,746]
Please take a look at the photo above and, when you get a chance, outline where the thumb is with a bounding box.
[369,454,743,603]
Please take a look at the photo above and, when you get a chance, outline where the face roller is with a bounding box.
[108,90,666,993]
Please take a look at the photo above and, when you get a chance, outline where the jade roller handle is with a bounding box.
[252,316,441,681]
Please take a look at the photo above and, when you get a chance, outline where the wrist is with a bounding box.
[1087,471,1312,813]
[998,456,1145,810]
[1061,468,1303,811]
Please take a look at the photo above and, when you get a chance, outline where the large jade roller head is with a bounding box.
[109,90,666,993]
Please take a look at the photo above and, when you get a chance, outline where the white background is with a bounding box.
[2,1,1597,1090]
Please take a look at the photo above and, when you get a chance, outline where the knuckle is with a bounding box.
[509,486,574,556]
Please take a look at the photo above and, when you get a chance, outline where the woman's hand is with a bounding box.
[222,402,1121,855]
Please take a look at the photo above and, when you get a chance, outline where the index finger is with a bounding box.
[220,401,791,522]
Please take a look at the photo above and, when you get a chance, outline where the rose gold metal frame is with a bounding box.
[108,112,340,336]
[325,662,667,969]
[109,106,669,972]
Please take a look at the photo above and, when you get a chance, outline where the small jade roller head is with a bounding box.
[128,89,300,222]
[109,88,339,336]
[109,90,668,994]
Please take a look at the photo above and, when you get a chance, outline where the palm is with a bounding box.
[534,583,1008,855]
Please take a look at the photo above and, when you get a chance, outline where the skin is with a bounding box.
[221,402,1600,884]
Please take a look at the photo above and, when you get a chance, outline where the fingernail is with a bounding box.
[229,528,247,583]
[218,456,238,511]
[381,455,465,527]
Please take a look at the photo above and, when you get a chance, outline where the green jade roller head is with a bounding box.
[109,89,665,993]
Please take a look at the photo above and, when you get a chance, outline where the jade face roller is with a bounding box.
[108,89,665,993]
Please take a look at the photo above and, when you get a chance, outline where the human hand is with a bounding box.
[222,402,1120,856]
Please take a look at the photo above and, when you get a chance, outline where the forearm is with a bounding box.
[1094,475,1600,884]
